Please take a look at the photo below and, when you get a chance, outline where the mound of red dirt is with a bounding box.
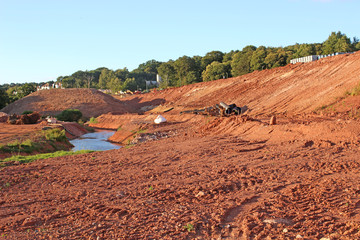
[1,88,131,118]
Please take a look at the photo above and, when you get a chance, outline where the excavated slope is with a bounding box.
[120,51,360,115]
[1,88,130,118]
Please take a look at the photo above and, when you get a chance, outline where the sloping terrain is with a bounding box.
[116,51,360,115]
[1,52,360,239]
[1,88,131,118]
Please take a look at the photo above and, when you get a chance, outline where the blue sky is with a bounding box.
[0,0,359,84]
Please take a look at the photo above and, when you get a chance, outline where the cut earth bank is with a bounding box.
[1,52,360,239]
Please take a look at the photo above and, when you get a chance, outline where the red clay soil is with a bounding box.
[1,88,131,118]
[1,53,360,239]
[114,51,360,116]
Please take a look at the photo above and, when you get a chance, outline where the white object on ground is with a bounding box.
[154,115,167,124]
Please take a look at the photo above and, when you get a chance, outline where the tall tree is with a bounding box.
[202,61,231,82]
[174,56,200,86]
[231,45,256,77]
[201,51,224,70]
[250,46,267,71]
[19,83,36,98]
[157,61,176,88]
[0,88,9,109]
[98,68,113,89]
[322,31,352,54]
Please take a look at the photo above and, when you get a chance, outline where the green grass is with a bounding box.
[89,117,98,124]
[44,128,67,142]
[184,223,194,232]
[346,82,360,96]
[0,150,94,165]
[0,139,41,153]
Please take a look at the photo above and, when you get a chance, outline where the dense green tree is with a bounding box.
[322,31,352,54]
[135,60,161,75]
[174,56,201,86]
[202,61,231,82]
[356,42,360,51]
[19,83,36,98]
[115,68,130,81]
[264,48,288,68]
[62,76,75,88]
[231,45,256,77]
[98,68,114,89]
[293,44,316,58]
[201,51,224,70]
[250,46,267,71]
[0,88,9,109]
[108,77,122,93]
[122,78,137,91]
[223,50,239,63]
[157,61,177,88]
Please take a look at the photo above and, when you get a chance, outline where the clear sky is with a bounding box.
[0,0,359,84]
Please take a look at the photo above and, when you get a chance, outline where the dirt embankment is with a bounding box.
[1,52,360,239]
[1,88,131,118]
[115,51,360,116]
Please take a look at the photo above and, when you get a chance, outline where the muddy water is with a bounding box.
[70,130,121,151]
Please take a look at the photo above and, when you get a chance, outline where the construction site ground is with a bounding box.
[1,52,360,239]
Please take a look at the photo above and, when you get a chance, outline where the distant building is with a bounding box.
[145,75,161,89]
[37,82,64,91]
[290,52,352,64]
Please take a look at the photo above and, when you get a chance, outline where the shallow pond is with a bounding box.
[70,130,121,151]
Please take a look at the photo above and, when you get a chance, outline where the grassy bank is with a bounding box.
[0,128,74,158]
[0,150,94,167]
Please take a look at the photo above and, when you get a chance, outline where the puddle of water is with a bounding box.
[70,130,121,151]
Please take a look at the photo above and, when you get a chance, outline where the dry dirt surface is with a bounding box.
[1,88,131,118]
[1,53,360,239]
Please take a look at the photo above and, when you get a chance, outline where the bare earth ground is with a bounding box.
[1,53,360,239]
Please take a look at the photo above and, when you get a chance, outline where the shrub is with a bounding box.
[44,128,67,142]
[56,109,82,122]
[89,117,98,124]
[20,112,41,124]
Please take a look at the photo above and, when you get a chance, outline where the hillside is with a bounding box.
[117,51,360,115]
[1,88,131,118]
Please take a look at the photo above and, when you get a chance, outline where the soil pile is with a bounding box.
[1,88,131,118]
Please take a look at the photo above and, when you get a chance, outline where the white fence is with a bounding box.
[290,52,351,64]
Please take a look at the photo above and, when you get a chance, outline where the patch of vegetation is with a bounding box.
[0,128,71,156]
[84,125,95,132]
[0,139,41,154]
[89,117,98,124]
[0,150,94,165]
[131,128,147,134]
[22,110,33,115]
[56,109,82,122]
[184,223,194,232]
[346,82,360,96]
[44,128,67,142]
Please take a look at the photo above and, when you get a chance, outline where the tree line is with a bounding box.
[1,31,359,109]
